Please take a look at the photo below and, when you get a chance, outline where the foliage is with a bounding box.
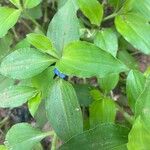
[0,0,150,149]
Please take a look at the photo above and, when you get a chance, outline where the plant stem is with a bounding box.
[103,13,118,22]
[12,27,19,41]
[23,11,43,31]
[51,132,58,150]
[0,116,9,128]
[21,20,33,32]
[116,104,134,125]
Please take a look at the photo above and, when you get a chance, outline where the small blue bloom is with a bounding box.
[53,68,67,79]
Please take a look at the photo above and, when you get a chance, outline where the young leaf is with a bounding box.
[5,123,50,150]
[23,0,42,9]
[56,41,128,78]
[59,123,129,150]
[46,79,83,141]
[0,7,21,38]
[94,28,118,57]
[14,38,30,50]
[78,0,103,26]
[90,98,117,127]
[28,93,42,117]
[126,70,146,112]
[47,0,80,52]
[26,33,59,58]
[127,116,150,150]
[115,13,150,54]
[9,0,21,8]
[0,48,56,79]
[98,73,119,93]
[0,86,38,108]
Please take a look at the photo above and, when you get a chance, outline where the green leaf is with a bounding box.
[59,123,129,150]
[0,34,13,60]
[23,0,42,9]
[127,116,150,150]
[14,38,30,50]
[78,0,103,26]
[0,86,37,108]
[32,67,55,99]
[133,0,150,20]
[0,7,21,38]
[47,0,80,52]
[0,75,14,91]
[115,13,150,54]
[90,98,117,127]
[33,143,43,150]
[126,70,146,112]
[0,145,7,150]
[28,93,42,117]
[135,77,150,117]
[98,73,119,93]
[26,33,59,58]
[56,41,128,78]
[0,48,56,79]
[118,49,139,70]
[94,28,118,57]
[9,0,21,8]
[5,123,49,150]
[74,84,92,107]
[46,79,83,141]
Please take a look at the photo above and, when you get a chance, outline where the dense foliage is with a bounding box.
[0,0,150,149]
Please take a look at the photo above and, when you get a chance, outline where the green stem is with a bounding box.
[103,13,118,22]
[116,104,134,125]
[51,133,58,150]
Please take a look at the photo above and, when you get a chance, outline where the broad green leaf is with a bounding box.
[90,89,103,101]
[115,13,150,54]
[0,145,7,150]
[74,84,92,107]
[127,116,150,150]
[90,98,117,127]
[32,67,55,99]
[0,75,14,91]
[0,7,21,38]
[26,33,59,58]
[0,86,37,108]
[56,41,128,78]
[94,28,118,57]
[59,123,129,150]
[135,77,150,117]
[126,70,146,112]
[28,93,42,117]
[0,48,56,79]
[33,143,43,150]
[14,38,30,50]
[9,0,21,8]
[120,0,135,13]
[98,73,119,93]
[25,5,42,19]
[5,123,49,150]
[47,0,80,52]
[46,79,83,141]
[23,0,42,9]
[78,0,103,26]
[133,0,150,20]
[0,34,12,60]
[118,49,139,70]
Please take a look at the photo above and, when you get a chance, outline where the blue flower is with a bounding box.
[53,68,67,79]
